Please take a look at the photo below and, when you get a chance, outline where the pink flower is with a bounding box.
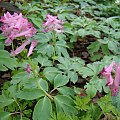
[10,40,38,57]
[10,40,31,56]
[101,62,115,86]
[101,62,120,96]
[42,14,63,33]
[27,40,38,57]
[25,64,31,74]
[112,64,120,96]
[0,12,37,45]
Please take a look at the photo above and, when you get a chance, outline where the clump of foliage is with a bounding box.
[0,0,120,120]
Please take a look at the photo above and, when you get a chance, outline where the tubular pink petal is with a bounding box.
[42,14,63,33]
[10,40,31,56]
[114,65,120,87]
[27,40,38,57]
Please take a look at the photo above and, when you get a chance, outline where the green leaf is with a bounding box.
[58,57,71,70]
[74,96,91,111]
[87,30,100,38]
[108,40,119,53]
[43,67,61,83]
[57,86,75,97]
[54,74,69,88]
[37,55,52,67]
[0,112,11,120]
[0,41,4,50]
[54,95,78,115]
[36,43,54,57]
[68,71,78,83]
[0,96,14,108]
[16,89,45,100]
[11,71,29,85]
[56,41,69,57]
[112,91,120,111]
[88,41,100,55]
[79,67,95,78]
[98,95,114,113]
[78,29,86,38]
[33,96,52,120]
[33,33,50,43]
[85,83,97,98]
[38,78,48,91]
[0,50,17,71]
[101,44,110,55]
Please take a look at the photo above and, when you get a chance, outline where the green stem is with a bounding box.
[11,42,14,51]
[53,31,57,63]
[37,81,54,101]
[14,99,22,120]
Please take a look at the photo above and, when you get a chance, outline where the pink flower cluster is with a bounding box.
[42,14,63,33]
[0,12,37,44]
[101,61,120,96]
[0,12,38,57]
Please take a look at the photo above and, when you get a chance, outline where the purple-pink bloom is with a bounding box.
[0,12,37,45]
[101,62,115,86]
[42,14,63,33]
[10,40,31,56]
[27,40,38,57]
[25,64,31,74]
[10,40,38,57]
[101,62,120,96]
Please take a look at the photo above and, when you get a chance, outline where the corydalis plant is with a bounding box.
[101,62,120,96]
[0,12,37,44]
[42,14,63,33]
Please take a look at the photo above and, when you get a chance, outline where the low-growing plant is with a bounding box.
[0,0,120,120]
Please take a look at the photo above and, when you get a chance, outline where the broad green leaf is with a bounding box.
[33,33,50,43]
[57,86,75,97]
[0,50,17,71]
[8,85,18,98]
[11,71,29,85]
[0,41,4,50]
[58,57,71,70]
[0,112,11,120]
[43,67,61,83]
[28,15,42,28]
[36,43,54,57]
[56,41,69,58]
[54,74,69,88]
[16,89,45,100]
[108,40,119,53]
[79,67,95,78]
[0,96,14,108]
[88,41,100,55]
[70,35,77,42]
[85,83,97,98]
[101,44,110,55]
[78,29,86,38]
[38,78,48,91]
[112,91,120,111]
[87,30,100,38]
[54,95,78,115]
[37,55,52,67]
[68,71,78,83]
[33,96,52,120]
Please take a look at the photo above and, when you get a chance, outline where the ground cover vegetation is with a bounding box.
[0,0,120,120]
